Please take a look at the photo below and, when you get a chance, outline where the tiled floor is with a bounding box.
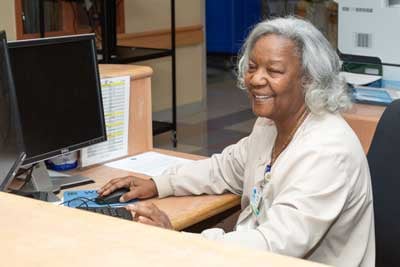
[154,55,257,156]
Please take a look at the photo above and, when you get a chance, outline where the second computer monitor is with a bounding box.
[8,34,107,165]
[0,30,25,191]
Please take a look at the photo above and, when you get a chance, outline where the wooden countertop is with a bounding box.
[342,103,385,153]
[99,64,153,80]
[0,191,329,267]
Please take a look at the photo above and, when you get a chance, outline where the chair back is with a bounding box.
[367,99,400,267]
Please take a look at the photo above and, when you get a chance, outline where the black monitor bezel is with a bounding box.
[0,30,26,189]
[7,34,107,165]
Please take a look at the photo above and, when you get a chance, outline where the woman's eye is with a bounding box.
[268,69,282,74]
[248,64,256,72]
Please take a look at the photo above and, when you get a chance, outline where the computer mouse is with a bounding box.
[95,188,130,205]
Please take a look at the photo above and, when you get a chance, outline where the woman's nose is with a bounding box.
[249,70,267,87]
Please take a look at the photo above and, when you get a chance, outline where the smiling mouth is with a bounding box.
[254,95,273,101]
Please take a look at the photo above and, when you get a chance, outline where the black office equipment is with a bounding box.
[95,187,129,205]
[76,206,133,221]
[0,31,26,192]
[7,34,107,194]
[367,99,400,267]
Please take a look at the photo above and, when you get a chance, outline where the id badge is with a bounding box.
[250,186,262,216]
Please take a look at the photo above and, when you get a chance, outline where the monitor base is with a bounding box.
[19,162,95,196]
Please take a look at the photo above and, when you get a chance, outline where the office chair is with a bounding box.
[367,99,400,267]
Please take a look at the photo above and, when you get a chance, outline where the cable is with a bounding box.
[59,196,112,209]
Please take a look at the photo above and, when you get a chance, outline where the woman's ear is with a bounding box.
[300,72,311,92]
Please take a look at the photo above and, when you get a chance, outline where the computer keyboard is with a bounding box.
[76,206,133,221]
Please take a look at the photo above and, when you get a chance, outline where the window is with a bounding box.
[15,0,125,40]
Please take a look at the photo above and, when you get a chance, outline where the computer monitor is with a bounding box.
[7,34,107,193]
[0,31,26,191]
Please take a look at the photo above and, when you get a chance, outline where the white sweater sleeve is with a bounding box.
[152,136,249,198]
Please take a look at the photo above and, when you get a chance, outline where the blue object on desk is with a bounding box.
[63,190,137,208]
[352,87,393,106]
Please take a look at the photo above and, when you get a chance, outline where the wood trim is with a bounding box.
[14,0,23,39]
[117,25,204,49]
[116,0,125,33]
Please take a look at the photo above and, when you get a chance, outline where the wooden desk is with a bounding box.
[342,103,385,153]
[0,192,327,267]
[99,64,153,155]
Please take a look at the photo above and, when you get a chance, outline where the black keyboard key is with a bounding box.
[76,206,133,221]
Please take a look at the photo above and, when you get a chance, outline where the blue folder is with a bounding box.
[353,87,393,106]
[63,190,137,208]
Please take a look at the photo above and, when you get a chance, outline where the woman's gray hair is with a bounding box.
[237,16,351,114]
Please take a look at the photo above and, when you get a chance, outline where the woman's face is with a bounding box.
[244,34,305,122]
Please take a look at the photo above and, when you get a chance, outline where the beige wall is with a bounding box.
[0,1,16,40]
[124,0,205,115]
[124,0,203,32]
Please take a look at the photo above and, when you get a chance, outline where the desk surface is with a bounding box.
[0,191,328,267]
[342,103,385,153]
[69,148,240,231]
[99,64,153,80]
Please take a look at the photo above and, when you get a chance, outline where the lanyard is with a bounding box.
[251,164,272,216]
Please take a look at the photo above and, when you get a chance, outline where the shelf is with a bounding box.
[98,46,173,64]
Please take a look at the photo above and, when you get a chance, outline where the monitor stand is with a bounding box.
[19,162,95,197]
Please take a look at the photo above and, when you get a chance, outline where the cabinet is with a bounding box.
[206,0,260,54]
[99,0,177,147]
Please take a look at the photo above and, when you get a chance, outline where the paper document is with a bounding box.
[81,76,131,167]
[340,71,382,86]
[105,151,195,177]
[48,169,70,177]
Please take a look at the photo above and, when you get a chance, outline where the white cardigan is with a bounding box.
[152,112,375,267]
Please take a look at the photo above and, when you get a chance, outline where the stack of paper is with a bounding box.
[105,151,195,177]
[340,71,382,86]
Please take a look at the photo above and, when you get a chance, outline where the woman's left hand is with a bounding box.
[126,202,173,230]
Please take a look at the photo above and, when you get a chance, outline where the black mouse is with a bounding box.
[95,188,130,204]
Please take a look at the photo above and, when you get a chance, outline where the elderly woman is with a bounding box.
[98,17,375,266]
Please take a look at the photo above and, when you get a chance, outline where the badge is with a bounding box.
[264,172,271,183]
[250,186,262,216]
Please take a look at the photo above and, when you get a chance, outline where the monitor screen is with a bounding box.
[8,34,106,165]
[0,31,25,190]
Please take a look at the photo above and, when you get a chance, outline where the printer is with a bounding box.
[335,0,400,89]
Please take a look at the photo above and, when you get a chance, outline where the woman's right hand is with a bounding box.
[97,176,158,202]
